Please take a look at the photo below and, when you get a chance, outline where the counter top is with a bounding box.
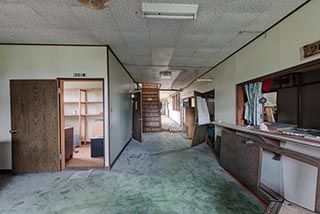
[212,121,320,148]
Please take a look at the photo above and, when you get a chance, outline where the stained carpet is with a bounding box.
[0,132,265,214]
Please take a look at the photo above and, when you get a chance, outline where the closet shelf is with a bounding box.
[64,114,80,117]
[80,101,103,104]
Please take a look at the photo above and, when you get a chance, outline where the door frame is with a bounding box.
[58,78,106,170]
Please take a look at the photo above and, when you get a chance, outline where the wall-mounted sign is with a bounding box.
[303,40,320,58]
[73,73,87,77]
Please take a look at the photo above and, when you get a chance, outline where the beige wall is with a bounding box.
[0,45,108,169]
[193,0,320,125]
[108,50,135,165]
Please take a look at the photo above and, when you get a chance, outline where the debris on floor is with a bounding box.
[149,147,190,156]
[68,169,93,180]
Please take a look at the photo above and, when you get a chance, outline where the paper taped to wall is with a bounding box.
[197,96,210,125]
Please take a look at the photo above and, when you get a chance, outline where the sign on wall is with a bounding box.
[303,40,320,58]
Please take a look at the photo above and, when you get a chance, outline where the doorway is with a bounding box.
[59,79,105,169]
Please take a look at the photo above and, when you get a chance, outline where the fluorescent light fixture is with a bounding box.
[142,3,199,20]
[194,78,213,83]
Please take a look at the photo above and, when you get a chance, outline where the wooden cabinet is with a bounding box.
[220,128,262,193]
[65,127,74,161]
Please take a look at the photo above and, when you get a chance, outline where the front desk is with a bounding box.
[213,122,320,213]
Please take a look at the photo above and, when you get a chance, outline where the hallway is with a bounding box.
[0,132,264,214]
[161,115,181,132]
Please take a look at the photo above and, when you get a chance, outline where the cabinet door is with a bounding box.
[220,129,262,193]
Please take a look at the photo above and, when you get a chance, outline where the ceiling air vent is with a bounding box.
[160,71,172,79]
[142,3,199,20]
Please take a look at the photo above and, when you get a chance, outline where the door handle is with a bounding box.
[9,129,17,134]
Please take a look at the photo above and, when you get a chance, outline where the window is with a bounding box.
[171,93,180,111]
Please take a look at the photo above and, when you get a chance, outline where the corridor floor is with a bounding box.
[0,132,265,214]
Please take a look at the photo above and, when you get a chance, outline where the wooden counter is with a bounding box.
[212,121,320,213]
[212,121,320,148]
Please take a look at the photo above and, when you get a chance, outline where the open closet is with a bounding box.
[61,80,105,168]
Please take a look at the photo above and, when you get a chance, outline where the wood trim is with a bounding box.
[0,43,107,47]
[183,0,311,89]
[236,85,245,125]
[56,78,105,81]
[107,46,137,84]
[260,183,284,201]
[59,80,65,170]
[316,168,320,213]
[107,47,111,168]
[224,170,267,207]
[109,138,132,169]
[59,78,105,168]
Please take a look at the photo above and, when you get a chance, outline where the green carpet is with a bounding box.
[0,132,265,214]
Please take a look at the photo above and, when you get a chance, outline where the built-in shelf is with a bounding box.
[64,86,103,145]
[81,114,103,116]
[64,101,79,104]
[64,88,102,91]
[80,101,103,104]
[64,114,80,117]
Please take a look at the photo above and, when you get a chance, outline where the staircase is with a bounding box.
[142,84,162,132]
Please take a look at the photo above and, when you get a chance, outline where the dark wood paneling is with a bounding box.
[10,80,60,174]
[190,91,208,147]
[277,87,298,124]
[236,85,245,125]
[191,125,208,147]
[302,83,320,129]
[65,127,73,161]
[220,129,262,193]
[132,92,142,142]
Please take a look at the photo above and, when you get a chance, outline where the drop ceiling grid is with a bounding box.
[0,0,310,88]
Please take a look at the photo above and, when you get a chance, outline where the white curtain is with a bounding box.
[244,82,263,126]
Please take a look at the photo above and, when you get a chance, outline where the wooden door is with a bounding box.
[132,92,142,142]
[10,80,60,174]
[190,91,209,147]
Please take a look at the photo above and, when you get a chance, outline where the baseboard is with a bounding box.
[109,137,132,170]
[0,169,12,174]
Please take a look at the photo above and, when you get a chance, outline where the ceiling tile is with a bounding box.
[71,6,119,32]
[108,0,149,32]
[224,0,272,13]
[202,32,237,49]
[122,31,151,46]
[128,46,151,56]
[29,4,85,30]
[213,12,260,33]
[173,48,198,57]
[176,33,207,48]
[93,31,125,46]
[0,3,51,29]
[0,27,47,43]
[133,56,152,65]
